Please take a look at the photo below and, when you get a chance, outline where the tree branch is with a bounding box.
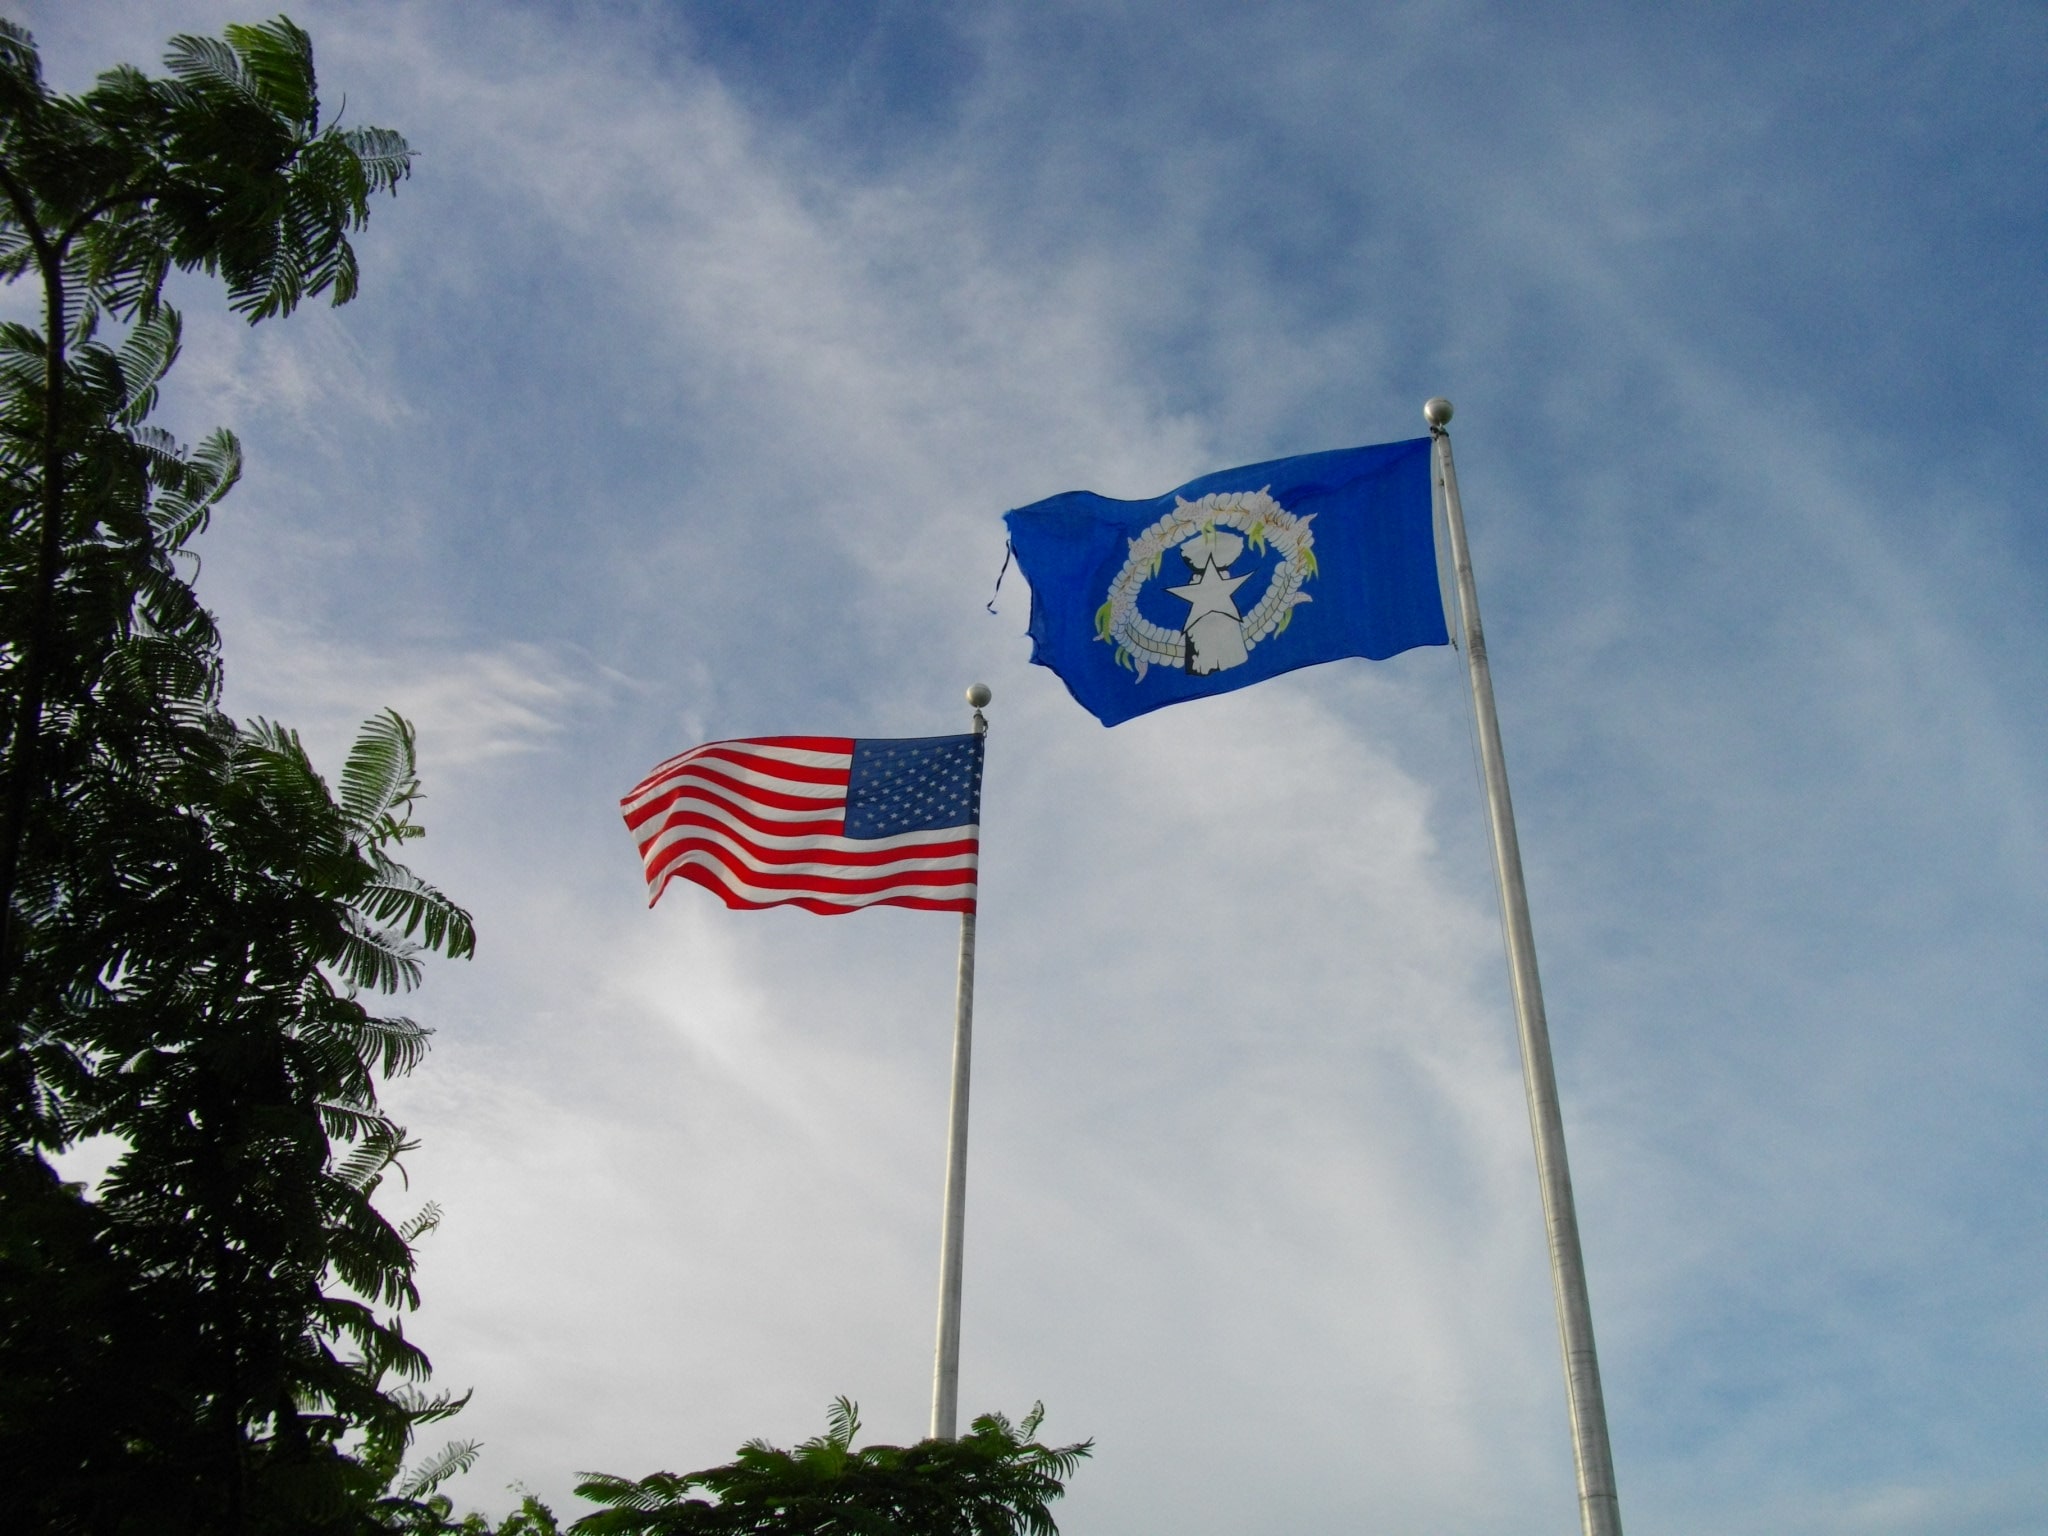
[58,183,160,253]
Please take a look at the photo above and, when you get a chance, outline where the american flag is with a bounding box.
[622,734,985,915]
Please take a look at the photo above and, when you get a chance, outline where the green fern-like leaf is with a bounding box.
[152,425,242,546]
[112,307,180,425]
[338,125,414,195]
[397,1201,442,1243]
[163,31,256,102]
[332,908,425,994]
[824,1395,861,1450]
[222,16,319,127]
[358,861,478,959]
[396,1437,481,1500]
[329,1009,433,1078]
[341,709,420,834]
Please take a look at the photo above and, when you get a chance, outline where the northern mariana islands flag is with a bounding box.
[1002,438,1449,726]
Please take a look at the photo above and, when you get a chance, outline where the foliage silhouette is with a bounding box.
[571,1399,1092,1535]
[0,15,478,1532]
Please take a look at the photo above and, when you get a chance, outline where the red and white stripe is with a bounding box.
[621,736,979,915]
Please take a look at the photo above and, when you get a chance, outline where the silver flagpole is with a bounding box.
[1427,398,1623,1536]
[929,681,991,1440]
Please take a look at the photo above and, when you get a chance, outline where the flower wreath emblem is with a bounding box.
[1092,488,1319,681]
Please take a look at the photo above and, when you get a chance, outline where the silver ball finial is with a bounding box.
[1424,397,1454,427]
[965,682,993,709]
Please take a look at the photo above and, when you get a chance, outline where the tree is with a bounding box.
[0,12,411,980]
[0,16,473,1532]
[381,1485,563,1536]
[570,1400,1093,1536]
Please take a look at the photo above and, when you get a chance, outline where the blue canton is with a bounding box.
[844,735,986,839]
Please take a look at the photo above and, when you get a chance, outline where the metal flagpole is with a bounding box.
[1426,398,1623,1536]
[929,681,991,1440]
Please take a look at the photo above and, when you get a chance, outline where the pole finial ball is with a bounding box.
[1424,397,1454,427]
[965,683,993,709]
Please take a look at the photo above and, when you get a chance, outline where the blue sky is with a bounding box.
[21,3,2048,1531]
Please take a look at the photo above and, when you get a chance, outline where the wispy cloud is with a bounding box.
[215,616,629,778]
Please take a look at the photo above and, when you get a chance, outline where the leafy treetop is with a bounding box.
[570,1399,1093,1536]
[0,12,410,328]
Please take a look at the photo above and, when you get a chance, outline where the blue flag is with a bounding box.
[1002,438,1449,726]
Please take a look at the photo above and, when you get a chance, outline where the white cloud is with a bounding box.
[213,615,629,782]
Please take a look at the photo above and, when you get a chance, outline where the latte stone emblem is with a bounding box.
[1094,488,1319,681]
